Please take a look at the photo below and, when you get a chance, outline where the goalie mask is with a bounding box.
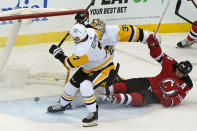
[70,24,88,43]
[176,61,192,75]
[91,19,106,33]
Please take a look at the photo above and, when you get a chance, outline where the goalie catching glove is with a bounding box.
[49,45,64,59]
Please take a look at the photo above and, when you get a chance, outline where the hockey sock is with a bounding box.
[187,20,197,41]
[80,80,97,113]
[60,81,78,106]
[113,92,143,106]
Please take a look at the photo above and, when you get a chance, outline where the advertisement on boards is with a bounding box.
[0,0,196,31]
[1,0,47,11]
[0,0,48,26]
[0,0,171,25]
[88,0,163,24]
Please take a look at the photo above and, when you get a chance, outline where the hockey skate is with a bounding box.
[82,105,99,127]
[98,95,116,104]
[47,103,72,113]
[177,39,197,48]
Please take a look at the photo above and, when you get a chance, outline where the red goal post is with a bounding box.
[0,8,88,86]
[0,8,85,21]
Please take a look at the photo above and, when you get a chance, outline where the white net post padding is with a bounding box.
[0,8,86,86]
[0,20,22,79]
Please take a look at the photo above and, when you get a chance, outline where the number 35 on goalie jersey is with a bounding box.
[118,24,144,42]
[99,24,144,48]
[63,28,112,73]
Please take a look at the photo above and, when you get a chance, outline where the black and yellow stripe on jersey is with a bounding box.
[64,54,89,69]
[118,24,144,42]
[82,55,112,73]
[63,50,111,72]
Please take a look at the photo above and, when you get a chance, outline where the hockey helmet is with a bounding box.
[75,11,88,24]
[176,61,192,75]
[70,24,88,43]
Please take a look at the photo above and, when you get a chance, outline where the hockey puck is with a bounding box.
[34,97,40,102]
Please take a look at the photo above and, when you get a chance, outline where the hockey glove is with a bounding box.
[160,96,172,107]
[75,11,89,25]
[146,34,159,47]
[49,45,64,59]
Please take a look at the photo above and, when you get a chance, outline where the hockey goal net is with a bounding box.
[0,8,87,86]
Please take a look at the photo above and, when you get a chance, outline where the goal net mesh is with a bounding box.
[0,8,86,85]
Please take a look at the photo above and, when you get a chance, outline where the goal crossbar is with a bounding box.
[0,8,84,21]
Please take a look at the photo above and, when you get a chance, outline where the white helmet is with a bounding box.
[70,24,88,43]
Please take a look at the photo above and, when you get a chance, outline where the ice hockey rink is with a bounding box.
[0,33,196,131]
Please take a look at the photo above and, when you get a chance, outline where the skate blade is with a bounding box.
[176,45,192,49]
[82,120,98,127]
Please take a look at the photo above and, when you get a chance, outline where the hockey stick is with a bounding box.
[64,68,70,84]
[188,0,197,9]
[154,0,172,37]
[175,0,197,26]
[57,0,95,47]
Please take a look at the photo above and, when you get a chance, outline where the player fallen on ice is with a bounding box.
[99,33,193,107]
[47,24,117,127]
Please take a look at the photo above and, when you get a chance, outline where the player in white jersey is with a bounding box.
[75,12,160,59]
[47,24,116,127]
[75,12,160,83]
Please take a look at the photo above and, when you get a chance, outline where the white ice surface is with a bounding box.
[0,33,197,131]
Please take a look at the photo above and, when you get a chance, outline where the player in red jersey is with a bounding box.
[100,34,193,107]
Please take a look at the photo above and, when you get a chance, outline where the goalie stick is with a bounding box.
[154,0,172,37]
[175,0,197,26]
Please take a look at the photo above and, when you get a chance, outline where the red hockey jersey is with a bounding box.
[147,45,193,107]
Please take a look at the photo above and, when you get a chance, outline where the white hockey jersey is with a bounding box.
[97,24,143,58]
[64,28,112,73]
[100,24,142,46]
[99,25,119,46]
